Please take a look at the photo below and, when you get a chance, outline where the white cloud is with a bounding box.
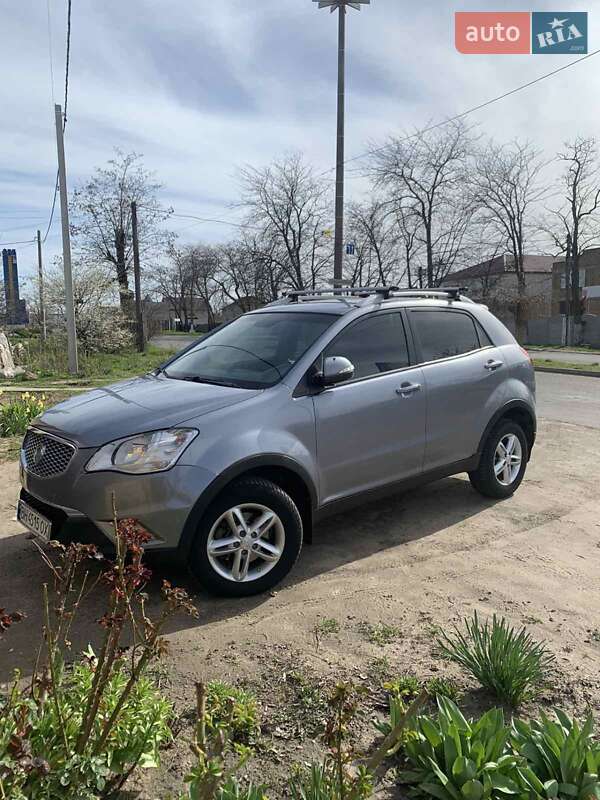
[2,0,600,279]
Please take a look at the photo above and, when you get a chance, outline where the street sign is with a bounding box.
[346,243,356,255]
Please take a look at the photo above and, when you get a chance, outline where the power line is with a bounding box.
[319,47,600,178]
[46,0,55,105]
[42,0,73,244]
[0,239,37,247]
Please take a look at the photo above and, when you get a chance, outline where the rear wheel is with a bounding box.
[469,420,528,499]
[190,478,303,596]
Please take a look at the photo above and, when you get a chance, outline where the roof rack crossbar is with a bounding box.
[279,285,471,305]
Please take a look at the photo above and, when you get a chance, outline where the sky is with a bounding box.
[1,0,600,285]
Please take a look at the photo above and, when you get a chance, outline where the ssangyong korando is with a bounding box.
[18,287,536,596]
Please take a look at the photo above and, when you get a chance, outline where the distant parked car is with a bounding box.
[18,287,536,596]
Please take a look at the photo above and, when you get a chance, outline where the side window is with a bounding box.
[475,320,494,347]
[325,313,410,381]
[411,311,480,363]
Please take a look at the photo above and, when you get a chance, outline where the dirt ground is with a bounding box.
[1,416,600,797]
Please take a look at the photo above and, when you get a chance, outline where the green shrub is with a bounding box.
[436,612,555,706]
[0,661,171,799]
[206,681,259,743]
[399,696,527,800]
[0,391,45,436]
[511,710,600,800]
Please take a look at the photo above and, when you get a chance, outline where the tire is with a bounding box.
[189,478,303,597]
[469,420,529,499]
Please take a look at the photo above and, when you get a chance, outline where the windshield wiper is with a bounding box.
[178,376,240,388]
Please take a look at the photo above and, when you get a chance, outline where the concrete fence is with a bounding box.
[526,314,600,347]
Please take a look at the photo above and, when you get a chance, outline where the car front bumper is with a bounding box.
[19,445,216,553]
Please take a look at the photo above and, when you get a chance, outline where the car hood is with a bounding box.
[35,374,261,448]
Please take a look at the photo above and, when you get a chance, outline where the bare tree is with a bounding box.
[238,153,332,291]
[369,120,475,287]
[70,150,172,317]
[154,245,199,330]
[470,139,547,340]
[547,136,600,328]
[345,200,402,286]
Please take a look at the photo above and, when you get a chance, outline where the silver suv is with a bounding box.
[18,287,536,596]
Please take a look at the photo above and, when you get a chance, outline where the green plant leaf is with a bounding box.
[461,779,484,800]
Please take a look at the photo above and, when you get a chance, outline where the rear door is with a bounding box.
[408,308,507,471]
[312,311,426,505]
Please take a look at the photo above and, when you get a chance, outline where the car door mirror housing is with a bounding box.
[314,356,355,387]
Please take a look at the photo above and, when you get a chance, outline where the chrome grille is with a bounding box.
[23,429,75,478]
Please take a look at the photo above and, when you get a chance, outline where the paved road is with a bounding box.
[536,372,600,429]
[531,348,600,365]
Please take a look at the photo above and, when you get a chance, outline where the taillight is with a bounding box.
[520,347,532,363]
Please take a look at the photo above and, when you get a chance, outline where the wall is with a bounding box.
[526,314,600,347]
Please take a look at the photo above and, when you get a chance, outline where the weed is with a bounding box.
[182,682,267,800]
[205,681,259,743]
[315,618,340,637]
[360,622,401,647]
[425,676,461,702]
[368,656,392,682]
[384,675,421,701]
[436,612,555,706]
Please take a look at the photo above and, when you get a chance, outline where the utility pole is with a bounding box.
[130,201,145,352]
[564,232,572,346]
[54,103,78,374]
[314,0,370,287]
[36,230,47,341]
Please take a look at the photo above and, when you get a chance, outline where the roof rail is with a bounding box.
[279,285,472,305]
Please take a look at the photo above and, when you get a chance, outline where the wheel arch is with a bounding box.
[177,455,317,561]
[477,400,537,460]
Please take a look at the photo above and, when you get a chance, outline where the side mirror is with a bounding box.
[317,356,355,387]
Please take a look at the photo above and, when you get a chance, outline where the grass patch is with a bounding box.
[0,345,176,389]
[314,618,340,637]
[533,358,600,372]
[360,622,402,647]
[436,612,555,707]
[205,681,259,743]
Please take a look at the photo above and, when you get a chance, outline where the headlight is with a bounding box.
[86,429,198,475]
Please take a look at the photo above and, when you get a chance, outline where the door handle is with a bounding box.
[484,359,503,371]
[396,382,421,397]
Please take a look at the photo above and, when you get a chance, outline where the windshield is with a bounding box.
[164,312,336,389]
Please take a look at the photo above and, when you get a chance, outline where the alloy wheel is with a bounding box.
[206,503,286,583]
[494,433,522,486]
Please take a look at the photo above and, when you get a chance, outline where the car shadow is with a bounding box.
[0,475,497,683]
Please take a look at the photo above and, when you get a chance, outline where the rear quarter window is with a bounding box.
[410,310,481,363]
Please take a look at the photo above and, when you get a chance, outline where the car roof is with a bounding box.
[252,297,482,316]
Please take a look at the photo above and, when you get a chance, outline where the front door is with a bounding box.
[312,311,427,506]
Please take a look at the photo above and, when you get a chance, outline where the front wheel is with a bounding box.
[190,478,303,596]
[469,420,528,499]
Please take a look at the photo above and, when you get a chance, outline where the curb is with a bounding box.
[534,366,600,378]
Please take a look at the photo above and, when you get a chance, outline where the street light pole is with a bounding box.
[314,0,370,287]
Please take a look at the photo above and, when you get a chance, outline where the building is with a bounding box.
[2,249,28,325]
[219,296,262,322]
[144,296,213,333]
[441,254,554,334]
[551,247,600,316]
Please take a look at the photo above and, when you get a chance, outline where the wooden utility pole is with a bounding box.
[130,201,145,352]
[54,103,78,374]
[36,230,47,341]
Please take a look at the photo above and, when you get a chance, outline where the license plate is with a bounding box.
[17,500,52,542]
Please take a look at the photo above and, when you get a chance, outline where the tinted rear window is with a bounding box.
[411,310,481,363]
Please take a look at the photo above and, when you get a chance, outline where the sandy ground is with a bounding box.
[1,412,600,796]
